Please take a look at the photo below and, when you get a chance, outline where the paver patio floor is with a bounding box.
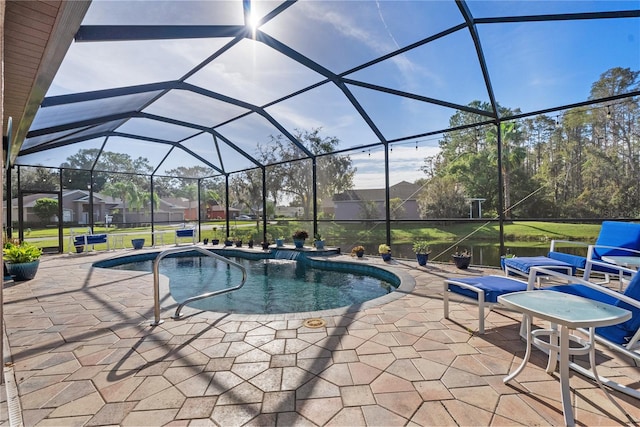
[1,247,639,426]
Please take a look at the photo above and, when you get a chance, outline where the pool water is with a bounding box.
[109,256,397,314]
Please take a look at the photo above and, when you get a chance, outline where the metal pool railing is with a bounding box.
[151,245,247,325]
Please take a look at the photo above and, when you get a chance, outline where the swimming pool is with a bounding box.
[98,250,402,314]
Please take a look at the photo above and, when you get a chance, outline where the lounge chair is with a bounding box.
[69,227,109,252]
[502,255,575,284]
[527,265,640,399]
[548,220,640,285]
[444,275,529,334]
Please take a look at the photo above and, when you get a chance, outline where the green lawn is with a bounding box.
[18,220,603,252]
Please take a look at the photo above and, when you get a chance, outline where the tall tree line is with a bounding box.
[421,67,639,219]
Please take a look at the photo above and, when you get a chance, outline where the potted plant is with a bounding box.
[211,227,220,245]
[351,245,365,258]
[224,237,233,246]
[452,247,471,269]
[413,241,431,266]
[247,234,254,248]
[276,236,285,247]
[500,250,516,271]
[234,236,243,247]
[261,233,272,250]
[292,230,309,248]
[378,243,392,261]
[3,241,43,281]
[313,233,325,250]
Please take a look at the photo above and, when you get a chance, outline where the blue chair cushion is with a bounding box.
[447,276,528,304]
[617,272,640,332]
[504,256,576,275]
[176,229,194,237]
[546,277,640,343]
[594,324,634,345]
[593,221,640,258]
[547,251,587,270]
[74,234,107,245]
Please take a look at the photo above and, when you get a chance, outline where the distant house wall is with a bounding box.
[334,201,366,220]
[332,181,422,220]
[334,200,420,220]
[184,207,198,221]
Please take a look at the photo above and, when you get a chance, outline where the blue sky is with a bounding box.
[28,0,640,189]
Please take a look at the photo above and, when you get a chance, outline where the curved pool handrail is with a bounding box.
[151,246,247,325]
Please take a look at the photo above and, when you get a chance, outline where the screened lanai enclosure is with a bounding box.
[3,0,640,264]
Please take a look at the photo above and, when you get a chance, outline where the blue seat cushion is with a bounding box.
[74,234,107,245]
[594,324,634,345]
[547,251,587,270]
[593,221,640,258]
[176,229,194,237]
[447,276,528,304]
[617,272,640,332]
[546,278,640,341]
[504,256,576,275]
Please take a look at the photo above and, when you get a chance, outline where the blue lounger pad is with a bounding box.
[74,234,107,245]
[504,256,576,275]
[447,276,528,304]
[547,251,587,270]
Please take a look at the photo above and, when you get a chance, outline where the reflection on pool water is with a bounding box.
[106,254,399,314]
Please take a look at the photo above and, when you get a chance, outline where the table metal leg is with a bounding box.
[546,322,559,373]
[504,314,532,383]
[559,325,574,427]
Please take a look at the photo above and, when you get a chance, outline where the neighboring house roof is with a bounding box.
[70,191,120,205]
[163,197,199,209]
[7,190,122,209]
[333,181,421,202]
[159,198,190,212]
[6,190,200,214]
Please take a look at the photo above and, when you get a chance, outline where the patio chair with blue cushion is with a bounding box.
[69,227,109,252]
[548,220,640,285]
[527,265,640,399]
[502,255,575,284]
[175,226,196,245]
[444,275,529,334]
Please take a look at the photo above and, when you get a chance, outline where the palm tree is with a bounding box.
[102,181,142,224]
